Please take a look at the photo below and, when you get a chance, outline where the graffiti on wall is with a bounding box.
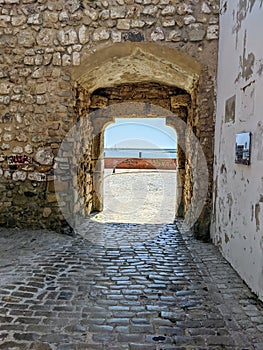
[7,155,32,165]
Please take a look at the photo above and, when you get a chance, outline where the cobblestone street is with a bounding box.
[0,220,263,350]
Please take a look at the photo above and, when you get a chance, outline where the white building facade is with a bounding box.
[212,0,263,300]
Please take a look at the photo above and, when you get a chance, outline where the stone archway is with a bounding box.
[70,42,214,240]
[72,42,201,94]
[89,82,188,213]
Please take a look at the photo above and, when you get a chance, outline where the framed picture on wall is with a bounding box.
[235,132,252,165]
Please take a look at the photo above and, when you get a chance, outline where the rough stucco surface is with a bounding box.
[72,42,202,93]
[212,0,263,300]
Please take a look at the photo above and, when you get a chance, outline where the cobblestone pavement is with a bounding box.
[0,220,263,350]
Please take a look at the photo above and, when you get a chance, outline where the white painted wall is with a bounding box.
[212,0,263,300]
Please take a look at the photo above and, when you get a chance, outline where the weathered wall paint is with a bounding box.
[212,0,263,300]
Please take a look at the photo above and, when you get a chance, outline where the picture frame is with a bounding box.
[235,132,252,165]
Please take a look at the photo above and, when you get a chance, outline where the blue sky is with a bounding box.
[236,132,250,149]
[104,118,177,149]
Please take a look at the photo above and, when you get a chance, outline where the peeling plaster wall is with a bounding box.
[212,0,263,300]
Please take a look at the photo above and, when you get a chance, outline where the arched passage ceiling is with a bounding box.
[72,43,202,94]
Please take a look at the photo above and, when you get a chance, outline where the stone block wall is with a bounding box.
[0,0,219,236]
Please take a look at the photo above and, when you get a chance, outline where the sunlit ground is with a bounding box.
[92,169,177,224]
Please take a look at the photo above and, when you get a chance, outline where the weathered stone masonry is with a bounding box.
[0,0,219,239]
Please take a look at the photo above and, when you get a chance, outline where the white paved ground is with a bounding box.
[93,169,177,225]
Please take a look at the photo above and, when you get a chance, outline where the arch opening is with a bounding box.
[93,117,178,225]
[73,81,196,228]
[64,42,215,240]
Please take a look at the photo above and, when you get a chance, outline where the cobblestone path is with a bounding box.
[0,221,263,349]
